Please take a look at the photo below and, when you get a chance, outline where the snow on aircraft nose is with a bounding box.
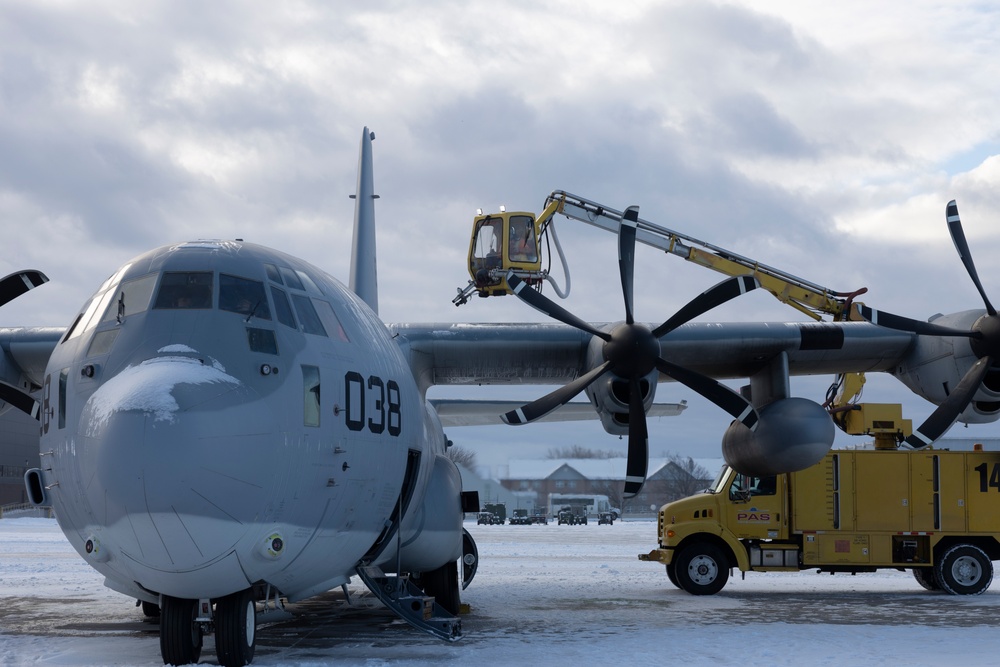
[75,352,278,596]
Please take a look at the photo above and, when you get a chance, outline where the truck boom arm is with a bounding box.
[545,190,866,321]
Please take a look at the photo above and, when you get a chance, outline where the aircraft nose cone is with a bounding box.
[76,355,277,575]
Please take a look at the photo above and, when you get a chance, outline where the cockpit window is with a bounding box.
[100,273,158,324]
[220,274,271,320]
[291,294,326,336]
[313,299,349,341]
[296,270,321,294]
[154,272,213,309]
[270,286,297,329]
[279,267,305,291]
[247,327,278,354]
[264,263,282,284]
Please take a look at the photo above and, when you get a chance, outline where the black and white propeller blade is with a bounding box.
[653,275,761,339]
[654,358,758,431]
[0,270,48,309]
[947,200,996,316]
[0,380,40,420]
[506,272,610,341]
[623,376,648,497]
[860,200,999,448]
[618,206,639,325]
[501,361,612,425]
[906,357,992,448]
[503,205,761,497]
[856,304,980,339]
[0,269,49,419]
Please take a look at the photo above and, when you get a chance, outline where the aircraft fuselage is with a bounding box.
[38,240,458,604]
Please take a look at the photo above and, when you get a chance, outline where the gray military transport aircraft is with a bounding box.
[2,127,1000,666]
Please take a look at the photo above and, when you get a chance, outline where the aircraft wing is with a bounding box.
[390,320,914,392]
[430,399,687,427]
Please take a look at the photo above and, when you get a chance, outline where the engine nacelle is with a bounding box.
[892,310,1000,424]
[584,370,658,436]
[722,397,834,477]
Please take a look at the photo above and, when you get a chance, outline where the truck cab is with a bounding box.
[641,450,1000,596]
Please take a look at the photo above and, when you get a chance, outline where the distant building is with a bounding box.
[501,457,724,514]
[0,409,40,506]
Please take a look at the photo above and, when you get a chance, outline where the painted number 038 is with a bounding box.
[344,372,401,436]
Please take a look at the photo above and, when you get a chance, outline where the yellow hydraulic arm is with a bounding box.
[545,190,867,321]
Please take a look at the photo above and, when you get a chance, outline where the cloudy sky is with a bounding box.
[3,1,1000,470]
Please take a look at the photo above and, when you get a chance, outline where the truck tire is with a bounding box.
[935,544,993,595]
[675,542,729,595]
[665,561,680,589]
[912,567,941,592]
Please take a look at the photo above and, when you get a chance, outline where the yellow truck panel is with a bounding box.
[640,448,1000,596]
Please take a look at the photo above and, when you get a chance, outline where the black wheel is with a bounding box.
[461,529,479,590]
[912,567,941,592]
[420,560,461,615]
[935,544,993,595]
[674,542,729,595]
[159,596,202,666]
[141,600,161,617]
[216,588,257,667]
[665,560,680,589]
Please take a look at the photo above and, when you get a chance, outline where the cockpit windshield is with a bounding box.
[220,274,271,320]
[154,272,213,309]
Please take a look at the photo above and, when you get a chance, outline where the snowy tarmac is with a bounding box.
[2,517,998,666]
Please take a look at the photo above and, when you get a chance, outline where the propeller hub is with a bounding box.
[604,323,659,377]
[971,314,1000,359]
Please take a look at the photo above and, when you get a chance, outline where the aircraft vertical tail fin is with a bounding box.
[349,127,379,314]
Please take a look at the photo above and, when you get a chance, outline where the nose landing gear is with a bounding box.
[158,588,258,667]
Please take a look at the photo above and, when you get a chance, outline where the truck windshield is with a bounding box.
[710,466,732,494]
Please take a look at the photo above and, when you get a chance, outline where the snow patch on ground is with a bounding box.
[1,518,999,666]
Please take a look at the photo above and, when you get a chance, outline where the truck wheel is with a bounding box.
[935,544,993,595]
[912,567,941,592]
[665,561,681,589]
[675,542,729,595]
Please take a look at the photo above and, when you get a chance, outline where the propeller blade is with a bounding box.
[652,275,761,338]
[507,272,611,341]
[654,357,759,431]
[856,304,981,339]
[501,361,612,425]
[0,270,48,309]
[619,206,639,325]
[623,376,649,498]
[905,356,993,448]
[946,200,996,316]
[0,380,40,420]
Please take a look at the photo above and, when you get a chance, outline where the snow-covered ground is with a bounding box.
[2,517,998,666]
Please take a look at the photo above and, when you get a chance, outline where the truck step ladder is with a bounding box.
[355,564,462,642]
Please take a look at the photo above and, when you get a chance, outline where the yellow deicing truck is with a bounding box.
[639,448,1000,595]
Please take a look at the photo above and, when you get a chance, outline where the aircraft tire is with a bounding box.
[674,542,729,595]
[141,600,161,617]
[159,596,203,666]
[912,567,941,592]
[935,544,993,595]
[420,560,461,615]
[215,588,257,667]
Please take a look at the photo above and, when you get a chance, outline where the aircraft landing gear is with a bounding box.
[419,560,461,615]
[159,596,203,666]
[215,588,257,667]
